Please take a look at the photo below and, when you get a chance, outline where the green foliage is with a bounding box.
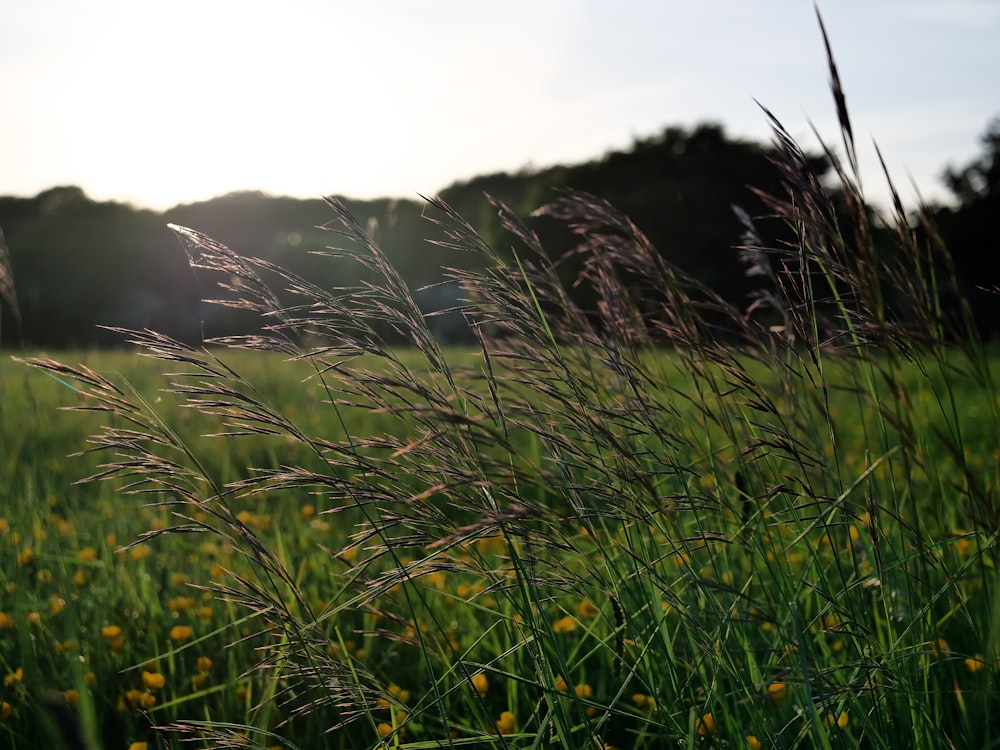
[2,17,1000,750]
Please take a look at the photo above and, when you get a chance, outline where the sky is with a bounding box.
[2,0,998,212]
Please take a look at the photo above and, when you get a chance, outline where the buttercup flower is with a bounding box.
[170,625,194,644]
[496,710,517,734]
[553,615,577,633]
[459,670,484,696]
[697,712,716,736]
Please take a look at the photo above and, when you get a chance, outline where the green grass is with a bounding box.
[1,343,998,749]
[2,16,999,748]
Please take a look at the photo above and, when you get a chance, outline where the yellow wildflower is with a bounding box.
[101,625,122,641]
[0,701,10,720]
[5,668,23,687]
[823,711,849,729]
[577,599,600,618]
[496,710,517,734]
[697,712,716,736]
[388,683,411,704]
[472,672,488,695]
[965,654,986,673]
[170,625,194,644]
[767,681,788,703]
[746,736,762,749]
[142,671,165,691]
[631,693,655,710]
[553,615,577,633]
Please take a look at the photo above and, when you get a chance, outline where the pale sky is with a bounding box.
[2,0,998,212]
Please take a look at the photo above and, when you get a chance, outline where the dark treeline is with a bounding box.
[0,119,997,348]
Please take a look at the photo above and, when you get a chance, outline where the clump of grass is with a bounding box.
[17,10,1000,749]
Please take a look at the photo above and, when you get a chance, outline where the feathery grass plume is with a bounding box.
[17,9,1000,749]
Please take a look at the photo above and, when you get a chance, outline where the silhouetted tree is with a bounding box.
[930,116,1000,337]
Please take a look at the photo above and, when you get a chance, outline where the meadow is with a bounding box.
[2,27,1000,749]
[2,334,998,750]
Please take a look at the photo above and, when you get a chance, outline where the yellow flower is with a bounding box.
[128,743,148,750]
[141,671,165,691]
[64,689,80,705]
[0,701,10,720]
[965,654,986,673]
[824,711,849,729]
[931,638,950,658]
[170,625,194,644]
[631,693,655,710]
[196,656,213,672]
[0,612,13,630]
[575,683,593,699]
[496,710,517,734]
[767,681,788,703]
[697,712,716,736]
[577,599,600,618]
[553,615,577,633]
[101,625,122,641]
[471,672,489,695]
[77,547,98,561]
[555,676,569,692]
[26,612,41,627]
[168,596,195,613]
[746,736,762,750]
[5,668,23,687]
[377,722,393,737]
[388,683,411,704]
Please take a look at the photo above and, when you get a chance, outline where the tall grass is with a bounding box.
[16,13,1000,749]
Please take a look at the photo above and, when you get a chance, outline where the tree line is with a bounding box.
[0,119,997,349]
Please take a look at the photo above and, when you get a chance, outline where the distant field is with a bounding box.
[1,346,998,749]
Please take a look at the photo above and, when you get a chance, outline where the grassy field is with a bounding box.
[2,35,999,747]
[1,341,998,750]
